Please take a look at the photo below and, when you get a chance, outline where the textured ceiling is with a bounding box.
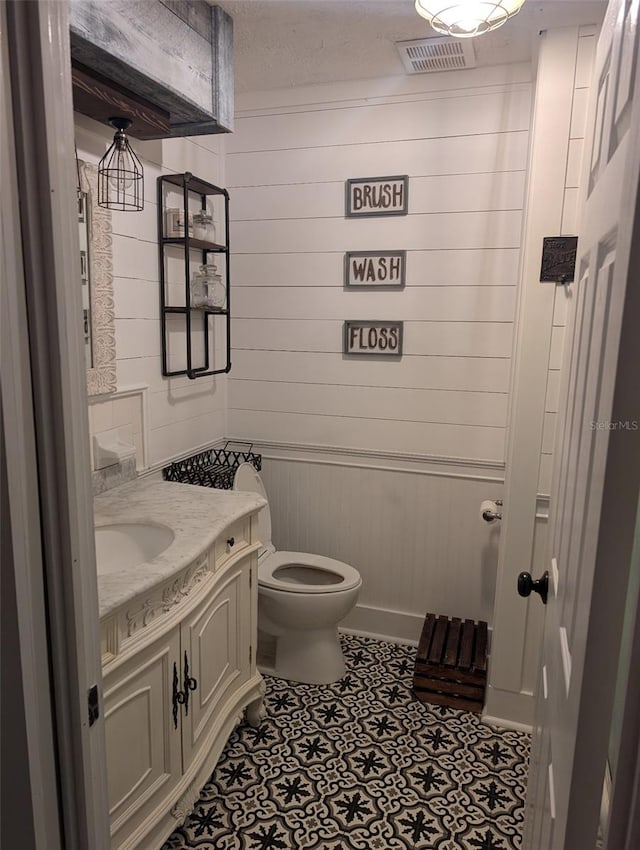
[217,0,607,93]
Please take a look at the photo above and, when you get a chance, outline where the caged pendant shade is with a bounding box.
[98,117,144,211]
[415,0,526,38]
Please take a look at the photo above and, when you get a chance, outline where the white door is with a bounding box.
[526,1,640,847]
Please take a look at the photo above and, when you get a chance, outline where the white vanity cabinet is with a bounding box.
[100,512,265,850]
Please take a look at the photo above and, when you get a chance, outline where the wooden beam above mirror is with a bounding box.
[72,63,171,139]
[69,1,234,139]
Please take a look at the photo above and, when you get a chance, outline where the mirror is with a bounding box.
[78,189,92,367]
[78,160,116,396]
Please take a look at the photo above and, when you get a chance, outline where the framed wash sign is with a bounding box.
[343,321,403,357]
[345,175,409,217]
[344,251,406,288]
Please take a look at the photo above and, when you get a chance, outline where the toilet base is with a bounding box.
[274,628,346,684]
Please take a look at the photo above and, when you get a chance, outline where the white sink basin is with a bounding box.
[95,523,175,574]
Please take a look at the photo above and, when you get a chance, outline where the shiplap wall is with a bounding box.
[538,28,597,495]
[222,66,533,642]
[75,114,227,469]
[227,64,532,462]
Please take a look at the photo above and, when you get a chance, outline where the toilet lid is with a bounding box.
[259,550,362,594]
[233,462,272,553]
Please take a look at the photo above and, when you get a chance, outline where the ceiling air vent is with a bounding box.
[395,37,476,74]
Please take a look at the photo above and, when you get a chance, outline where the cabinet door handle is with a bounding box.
[227,537,235,548]
[172,662,186,730]
[182,651,198,716]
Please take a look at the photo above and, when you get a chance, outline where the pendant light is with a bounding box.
[415,0,526,38]
[98,117,144,211]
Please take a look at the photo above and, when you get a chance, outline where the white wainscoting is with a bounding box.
[253,446,505,643]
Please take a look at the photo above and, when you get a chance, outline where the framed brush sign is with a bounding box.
[345,175,409,217]
[343,321,403,358]
[344,251,406,288]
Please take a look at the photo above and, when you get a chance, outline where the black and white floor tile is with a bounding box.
[163,634,530,850]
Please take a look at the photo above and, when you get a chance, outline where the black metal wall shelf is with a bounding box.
[162,237,226,252]
[158,172,231,379]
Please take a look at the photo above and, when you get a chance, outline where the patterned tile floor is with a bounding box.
[163,634,530,850]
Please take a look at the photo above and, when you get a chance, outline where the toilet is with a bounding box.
[233,463,362,684]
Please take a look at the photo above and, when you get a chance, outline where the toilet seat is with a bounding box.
[260,550,362,594]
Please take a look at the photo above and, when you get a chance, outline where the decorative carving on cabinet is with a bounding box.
[170,781,200,821]
[126,556,210,636]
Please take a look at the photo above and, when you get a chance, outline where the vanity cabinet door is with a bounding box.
[180,559,251,768]
[104,627,182,849]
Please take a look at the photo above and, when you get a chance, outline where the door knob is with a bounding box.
[517,571,549,605]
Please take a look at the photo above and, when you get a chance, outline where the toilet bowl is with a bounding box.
[234,463,362,684]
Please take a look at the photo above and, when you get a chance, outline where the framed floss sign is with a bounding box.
[345,175,409,217]
[344,251,406,288]
[343,321,403,358]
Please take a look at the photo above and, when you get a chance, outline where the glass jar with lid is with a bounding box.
[190,267,208,308]
[203,262,226,310]
[193,210,215,242]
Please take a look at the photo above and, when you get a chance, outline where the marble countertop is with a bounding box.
[94,478,266,619]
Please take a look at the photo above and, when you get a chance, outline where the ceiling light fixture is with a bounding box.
[415,0,526,38]
[98,117,144,211]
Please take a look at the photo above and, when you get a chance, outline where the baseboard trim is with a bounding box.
[482,713,533,734]
[483,684,534,732]
[341,603,424,645]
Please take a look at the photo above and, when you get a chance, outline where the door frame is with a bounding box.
[2,1,109,847]
[485,25,592,730]
[1,3,62,845]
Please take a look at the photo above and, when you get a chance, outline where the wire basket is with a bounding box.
[162,441,261,490]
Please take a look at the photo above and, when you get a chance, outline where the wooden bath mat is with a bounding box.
[413,613,488,713]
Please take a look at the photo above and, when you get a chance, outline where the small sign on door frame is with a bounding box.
[343,320,403,357]
[540,235,578,283]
